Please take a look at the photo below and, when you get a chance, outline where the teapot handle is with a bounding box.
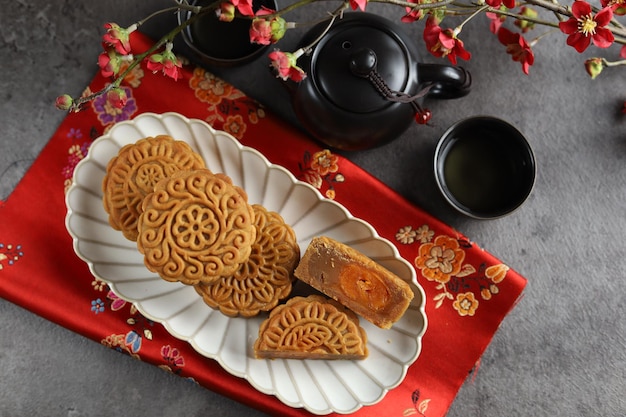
[417,63,472,99]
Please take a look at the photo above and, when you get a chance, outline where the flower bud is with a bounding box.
[217,2,236,22]
[269,16,287,43]
[584,57,604,79]
[55,94,74,111]
[107,88,128,109]
[103,22,134,55]
[514,7,538,33]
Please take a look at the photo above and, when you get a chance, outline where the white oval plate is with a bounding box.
[65,112,427,415]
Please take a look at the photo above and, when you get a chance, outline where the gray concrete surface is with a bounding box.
[1,1,625,416]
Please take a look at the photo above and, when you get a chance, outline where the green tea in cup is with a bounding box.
[434,116,535,219]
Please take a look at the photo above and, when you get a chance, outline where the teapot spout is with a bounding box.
[417,63,472,99]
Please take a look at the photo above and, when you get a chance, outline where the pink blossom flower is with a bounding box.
[146,43,182,80]
[250,8,287,44]
[98,48,122,78]
[498,27,535,74]
[231,0,254,16]
[268,50,306,82]
[423,18,471,65]
[102,22,136,55]
[250,18,272,45]
[559,1,614,53]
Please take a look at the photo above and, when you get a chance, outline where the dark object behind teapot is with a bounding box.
[289,12,472,151]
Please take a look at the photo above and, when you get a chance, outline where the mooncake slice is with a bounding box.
[294,236,414,329]
[137,169,256,286]
[102,135,206,241]
[194,204,299,317]
[254,295,368,360]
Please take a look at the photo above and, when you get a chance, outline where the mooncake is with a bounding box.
[195,204,300,317]
[137,169,256,286]
[254,295,368,360]
[294,236,414,329]
[102,135,206,241]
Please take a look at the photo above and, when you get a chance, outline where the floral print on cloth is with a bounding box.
[189,68,265,138]
[89,275,194,378]
[0,243,23,270]
[0,31,527,417]
[297,149,345,199]
[92,85,138,126]
[397,225,509,317]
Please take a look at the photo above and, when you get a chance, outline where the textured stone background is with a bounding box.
[1,1,625,416]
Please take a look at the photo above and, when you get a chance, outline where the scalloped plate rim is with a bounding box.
[64,112,428,415]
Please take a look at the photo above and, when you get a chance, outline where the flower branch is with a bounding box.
[56,0,626,114]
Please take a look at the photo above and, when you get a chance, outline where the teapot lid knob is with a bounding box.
[309,14,417,113]
[349,48,377,77]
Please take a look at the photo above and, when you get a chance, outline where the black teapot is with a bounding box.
[287,12,472,150]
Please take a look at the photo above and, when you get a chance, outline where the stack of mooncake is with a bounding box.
[102,135,414,361]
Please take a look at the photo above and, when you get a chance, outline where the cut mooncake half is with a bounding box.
[294,236,414,329]
[253,295,368,360]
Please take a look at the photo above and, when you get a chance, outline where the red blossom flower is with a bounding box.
[423,19,471,65]
[601,0,626,15]
[401,0,425,23]
[559,1,614,53]
[622,101,626,114]
[486,0,515,9]
[350,0,368,11]
[268,50,306,82]
[621,45,626,58]
[146,43,182,81]
[230,0,254,16]
[497,27,535,74]
[102,22,136,55]
[98,48,122,78]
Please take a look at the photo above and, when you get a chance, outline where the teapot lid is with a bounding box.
[310,14,417,113]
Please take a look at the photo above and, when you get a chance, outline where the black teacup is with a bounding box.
[434,116,536,219]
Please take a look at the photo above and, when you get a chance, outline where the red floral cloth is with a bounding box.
[0,32,526,417]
